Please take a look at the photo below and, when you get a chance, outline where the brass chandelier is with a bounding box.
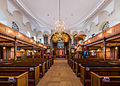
[55,0,65,32]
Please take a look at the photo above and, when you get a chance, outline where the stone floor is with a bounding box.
[37,58,83,86]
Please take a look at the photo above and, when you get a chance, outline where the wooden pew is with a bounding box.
[91,71,120,86]
[48,58,54,68]
[16,58,48,76]
[72,58,120,76]
[14,57,54,77]
[0,62,39,86]
[0,71,28,86]
[68,58,74,69]
[68,58,120,85]
[0,57,54,85]
[80,64,120,86]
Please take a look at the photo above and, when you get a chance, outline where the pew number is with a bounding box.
[79,64,81,66]
[39,64,42,66]
[86,67,90,71]
[102,77,110,82]
[30,68,34,71]
[8,77,16,81]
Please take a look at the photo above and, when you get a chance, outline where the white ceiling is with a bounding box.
[16,0,105,29]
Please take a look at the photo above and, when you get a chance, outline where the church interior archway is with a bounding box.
[51,32,71,58]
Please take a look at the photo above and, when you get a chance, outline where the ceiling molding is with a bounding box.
[13,0,110,30]
[103,0,115,15]
[23,15,29,25]
[7,0,19,15]
[86,24,91,32]
[92,16,99,25]
[14,0,50,28]
[68,0,109,28]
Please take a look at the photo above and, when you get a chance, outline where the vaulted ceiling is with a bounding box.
[15,0,106,29]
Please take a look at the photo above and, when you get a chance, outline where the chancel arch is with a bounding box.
[51,32,71,57]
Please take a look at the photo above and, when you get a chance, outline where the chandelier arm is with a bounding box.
[55,0,65,32]
[59,0,61,21]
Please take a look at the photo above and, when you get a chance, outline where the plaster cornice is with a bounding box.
[14,0,109,30]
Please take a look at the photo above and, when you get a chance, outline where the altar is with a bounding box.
[56,41,65,58]
[56,49,65,58]
[51,32,70,58]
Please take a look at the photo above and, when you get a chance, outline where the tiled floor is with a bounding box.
[37,58,83,86]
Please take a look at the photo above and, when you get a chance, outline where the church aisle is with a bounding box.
[37,59,83,86]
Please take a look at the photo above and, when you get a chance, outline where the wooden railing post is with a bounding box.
[14,37,17,61]
[103,38,106,60]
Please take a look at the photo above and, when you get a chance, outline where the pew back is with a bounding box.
[91,71,120,86]
[0,71,28,86]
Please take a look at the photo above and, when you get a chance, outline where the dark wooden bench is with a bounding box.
[16,58,46,76]
[80,64,120,86]
[16,58,54,76]
[0,71,28,86]
[0,62,39,86]
[68,58,120,86]
[0,58,54,86]
[71,58,120,76]
[91,71,120,86]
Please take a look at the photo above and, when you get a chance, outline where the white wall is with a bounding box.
[0,0,38,39]
[84,0,120,37]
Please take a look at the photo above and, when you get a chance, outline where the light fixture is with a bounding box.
[3,47,6,49]
[18,33,22,37]
[88,40,91,43]
[55,0,65,32]
[39,44,42,47]
[34,50,36,52]
[74,46,77,49]
[98,33,102,38]
[8,29,12,33]
[107,29,112,33]
[34,41,36,44]
[115,47,118,50]
[97,49,100,52]
[20,48,25,52]
[44,46,47,49]
[30,39,33,42]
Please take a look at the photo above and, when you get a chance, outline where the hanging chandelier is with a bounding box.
[55,20,65,31]
[55,0,65,32]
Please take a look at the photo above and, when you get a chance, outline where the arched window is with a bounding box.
[38,37,44,44]
[31,36,37,41]
[44,35,48,45]
[74,39,77,45]
[73,34,78,46]
[12,21,19,31]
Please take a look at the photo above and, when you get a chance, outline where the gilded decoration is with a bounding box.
[52,32,69,43]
